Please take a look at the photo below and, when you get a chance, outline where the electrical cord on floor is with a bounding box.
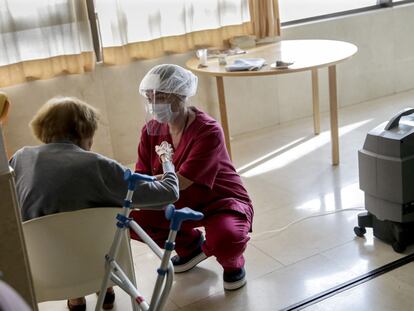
[251,207,366,241]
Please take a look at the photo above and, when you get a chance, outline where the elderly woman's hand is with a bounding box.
[155,141,174,163]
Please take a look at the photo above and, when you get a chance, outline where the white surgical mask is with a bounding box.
[147,102,175,123]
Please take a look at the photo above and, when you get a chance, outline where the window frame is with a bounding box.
[281,0,414,27]
[86,0,102,62]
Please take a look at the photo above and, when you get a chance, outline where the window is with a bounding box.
[0,0,252,84]
[0,0,95,87]
[94,0,252,64]
[279,0,378,23]
[95,0,250,49]
[0,0,93,66]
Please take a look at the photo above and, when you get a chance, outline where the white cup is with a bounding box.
[196,49,208,66]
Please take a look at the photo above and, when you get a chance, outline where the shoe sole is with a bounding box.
[173,252,208,273]
[223,278,247,291]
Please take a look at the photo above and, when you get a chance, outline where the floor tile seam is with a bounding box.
[261,237,357,267]
[234,117,402,168]
[318,238,357,257]
[316,241,380,275]
[248,242,291,267]
[247,248,325,270]
[233,99,380,143]
[247,243,286,273]
[165,297,180,310]
[252,182,363,213]
[252,203,315,221]
[249,187,300,206]
[231,112,351,146]
[339,88,414,114]
[231,116,316,141]
[233,89,414,148]
[271,172,340,195]
[173,287,224,309]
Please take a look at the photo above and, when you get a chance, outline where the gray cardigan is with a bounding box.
[9,142,179,221]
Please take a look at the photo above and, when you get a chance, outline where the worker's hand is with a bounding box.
[155,141,174,163]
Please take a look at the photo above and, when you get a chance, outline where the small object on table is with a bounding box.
[270,60,294,69]
[225,58,266,72]
[218,54,227,66]
[196,49,208,67]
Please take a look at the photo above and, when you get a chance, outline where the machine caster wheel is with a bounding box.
[392,241,406,253]
[354,226,366,237]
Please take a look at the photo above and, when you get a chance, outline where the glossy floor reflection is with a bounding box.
[39,90,414,310]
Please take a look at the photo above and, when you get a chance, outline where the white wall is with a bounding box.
[2,3,414,165]
[279,4,414,116]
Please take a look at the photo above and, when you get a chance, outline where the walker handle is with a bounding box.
[384,108,414,130]
[124,169,156,190]
[164,205,204,231]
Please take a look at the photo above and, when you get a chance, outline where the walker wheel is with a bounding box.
[392,241,406,253]
[354,226,366,237]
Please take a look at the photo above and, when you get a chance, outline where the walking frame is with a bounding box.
[95,169,203,311]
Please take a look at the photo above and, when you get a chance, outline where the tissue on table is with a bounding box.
[225,58,266,72]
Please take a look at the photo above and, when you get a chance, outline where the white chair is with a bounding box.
[22,207,137,306]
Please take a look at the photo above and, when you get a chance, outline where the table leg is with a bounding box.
[328,65,339,165]
[311,68,320,135]
[216,76,232,159]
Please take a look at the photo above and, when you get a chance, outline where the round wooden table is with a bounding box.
[186,39,358,165]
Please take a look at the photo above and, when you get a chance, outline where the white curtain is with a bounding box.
[0,0,93,66]
[0,0,95,87]
[96,0,251,48]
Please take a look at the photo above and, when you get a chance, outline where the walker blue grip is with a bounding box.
[124,169,156,190]
[164,205,204,231]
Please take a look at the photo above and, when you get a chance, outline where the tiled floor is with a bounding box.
[39,89,414,310]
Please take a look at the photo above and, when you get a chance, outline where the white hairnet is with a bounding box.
[139,64,198,98]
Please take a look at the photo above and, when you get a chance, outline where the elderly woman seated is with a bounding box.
[9,96,179,311]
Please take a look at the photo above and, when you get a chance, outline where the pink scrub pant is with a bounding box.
[130,210,251,272]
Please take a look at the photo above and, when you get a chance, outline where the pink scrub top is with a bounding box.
[135,107,253,226]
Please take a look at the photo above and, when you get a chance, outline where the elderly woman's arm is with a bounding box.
[132,140,179,207]
[153,172,192,190]
[97,156,178,209]
[131,161,179,208]
[101,141,179,209]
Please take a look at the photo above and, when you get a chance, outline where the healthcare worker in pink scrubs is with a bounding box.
[130,64,254,290]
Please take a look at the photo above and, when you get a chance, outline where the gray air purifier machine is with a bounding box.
[354,108,414,253]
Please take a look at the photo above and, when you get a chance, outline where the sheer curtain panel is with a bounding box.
[96,0,252,64]
[0,0,95,87]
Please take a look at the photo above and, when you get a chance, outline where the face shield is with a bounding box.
[139,64,198,135]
